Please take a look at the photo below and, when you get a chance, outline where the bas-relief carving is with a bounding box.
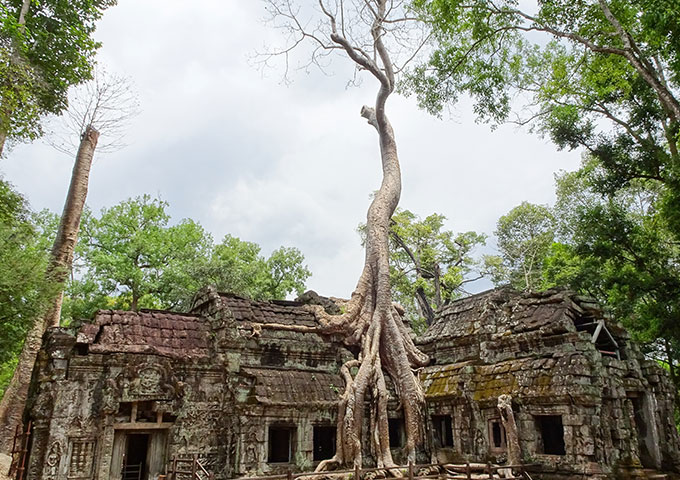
[44,441,62,480]
[120,361,182,401]
[137,366,163,395]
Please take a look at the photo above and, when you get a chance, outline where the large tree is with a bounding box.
[489,202,556,292]
[382,208,485,328]
[0,0,116,156]
[264,0,430,469]
[79,195,212,312]
[407,0,680,235]
[0,71,137,452]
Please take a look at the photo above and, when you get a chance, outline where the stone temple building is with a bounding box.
[14,287,680,480]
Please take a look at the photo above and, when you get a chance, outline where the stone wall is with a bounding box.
[18,287,680,480]
[419,288,680,479]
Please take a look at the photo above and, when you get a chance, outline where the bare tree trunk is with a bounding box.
[301,2,429,470]
[0,126,99,453]
[497,395,521,467]
[44,126,99,327]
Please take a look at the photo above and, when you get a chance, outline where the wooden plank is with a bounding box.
[113,422,174,430]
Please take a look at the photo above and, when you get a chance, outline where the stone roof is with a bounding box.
[420,352,600,406]
[420,288,579,343]
[218,293,318,327]
[76,309,211,359]
[242,367,342,405]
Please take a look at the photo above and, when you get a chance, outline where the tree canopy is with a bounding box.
[383,209,485,328]
[407,0,680,235]
[61,195,311,322]
[0,178,53,392]
[0,0,116,154]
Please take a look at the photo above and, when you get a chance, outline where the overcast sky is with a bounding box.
[1,1,582,299]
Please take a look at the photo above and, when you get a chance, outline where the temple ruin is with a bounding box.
[12,287,680,480]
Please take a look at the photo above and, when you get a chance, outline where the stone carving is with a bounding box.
[44,441,62,480]
[137,366,163,395]
[67,439,96,478]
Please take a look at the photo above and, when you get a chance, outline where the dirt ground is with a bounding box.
[0,452,11,480]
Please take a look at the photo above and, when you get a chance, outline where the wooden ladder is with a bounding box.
[8,421,31,480]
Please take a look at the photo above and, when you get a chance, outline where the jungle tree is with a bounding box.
[406,0,680,232]
[0,71,136,452]
[381,208,485,327]
[262,0,431,470]
[0,0,116,156]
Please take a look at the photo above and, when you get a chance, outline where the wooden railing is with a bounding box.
[122,462,143,480]
[168,454,215,480]
[233,461,534,480]
[8,421,31,480]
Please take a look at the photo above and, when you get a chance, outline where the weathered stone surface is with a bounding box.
[17,287,680,480]
[419,288,680,479]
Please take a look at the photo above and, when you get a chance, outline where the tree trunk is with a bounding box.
[415,286,436,326]
[497,395,521,466]
[0,126,99,453]
[44,125,100,327]
[309,4,429,469]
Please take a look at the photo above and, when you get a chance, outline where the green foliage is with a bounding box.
[368,209,486,328]
[197,235,311,301]
[408,0,680,238]
[68,195,212,314]
[0,0,116,149]
[545,159,680,344]
[489,202,556,292]
[60,195,312,322]
[0,178,53,394]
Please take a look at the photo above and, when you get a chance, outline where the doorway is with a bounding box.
[123,434,149,480]
[111,430,168,480]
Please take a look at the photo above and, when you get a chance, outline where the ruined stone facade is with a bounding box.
[18,287,680,480]
[419,288,680,478]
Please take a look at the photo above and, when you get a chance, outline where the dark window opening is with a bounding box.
[136,401,156,422]
[75,344,89,356]
[268,427,295,463]
[432,415,453,448]
[123,434,148,480]
[313,426,336,461]
[118,402,133,419]
[537,415,565,455]
[488,419,506,452]
[388,419,404,448]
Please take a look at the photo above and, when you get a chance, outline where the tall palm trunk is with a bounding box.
[0,126,99,452]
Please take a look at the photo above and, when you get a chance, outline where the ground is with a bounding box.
[0,452,11,480]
